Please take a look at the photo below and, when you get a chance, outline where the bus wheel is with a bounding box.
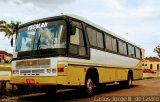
[85,76,94,96]
[127,74,133,87]
[119,73,132,87]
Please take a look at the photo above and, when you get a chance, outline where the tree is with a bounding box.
[0,20,21,38]
[154,44,160,57]
[0,20,21,46]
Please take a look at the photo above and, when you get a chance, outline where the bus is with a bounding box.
[10,14,144,96]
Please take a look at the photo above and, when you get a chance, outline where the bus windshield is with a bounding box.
[16,20,67,52]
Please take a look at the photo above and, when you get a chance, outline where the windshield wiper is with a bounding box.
[36,34,42,56]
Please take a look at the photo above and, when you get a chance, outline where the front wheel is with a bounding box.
[84,77,95,96]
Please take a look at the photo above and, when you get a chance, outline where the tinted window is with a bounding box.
[118,40,127,55]
[69,21,86,56]
[131,46,135,57]
[118,40,123,54]
[128,44,135,57]
[135,48,141,59]
[105,34,112,51]
[70,28,84,46]
[69,44,78,55]
[87,27,104,49]
[97,32,104,48]
[87,27,97,46]
[123,43,127,55]
[112,38,117,52]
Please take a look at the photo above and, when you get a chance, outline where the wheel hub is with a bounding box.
[87,78,93,93]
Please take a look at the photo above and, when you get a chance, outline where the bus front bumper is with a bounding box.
[10,76,68,85]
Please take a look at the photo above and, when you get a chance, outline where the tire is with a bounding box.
[84,76,95,97]
[119,73,132,87]
[127,74,133,87]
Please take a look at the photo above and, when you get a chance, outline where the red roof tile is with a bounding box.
[0,50,12,56]
[144,58,160,62]
[0,50,7,55]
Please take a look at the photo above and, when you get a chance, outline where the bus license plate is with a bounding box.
[26,79,35,84]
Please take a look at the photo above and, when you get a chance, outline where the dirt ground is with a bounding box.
[1,78,160,102]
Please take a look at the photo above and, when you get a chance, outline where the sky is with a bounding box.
[0,0,159,57]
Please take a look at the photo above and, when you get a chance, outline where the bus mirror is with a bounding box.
[70,24,76,35]
[11,37,13,47]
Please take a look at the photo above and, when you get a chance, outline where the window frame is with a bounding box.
[128,44,136,58]
[86,26,105,50]
[96,31,104,49]
[105,33,112,51]
[68,19,89,59]
[118,40,124,54]
[135,47,141,59]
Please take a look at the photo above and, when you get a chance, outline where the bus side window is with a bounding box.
[128,44,135,57]
[118,40,123,54]
[105,34,112,51]
[135,48,141,59]
[112,38,117,52]
[69,21,86,56]
[118,40,127,55]
[87,27,97,46]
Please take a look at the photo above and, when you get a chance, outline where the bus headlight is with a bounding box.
[52,69,56,73]
[12,70,19,74]
[47,69,51,73]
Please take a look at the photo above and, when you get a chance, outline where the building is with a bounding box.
[0,50,12,63]
[142,58,160,71]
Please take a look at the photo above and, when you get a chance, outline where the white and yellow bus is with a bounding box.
[10,14,144,96]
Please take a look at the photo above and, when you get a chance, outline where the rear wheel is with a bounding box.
[119,73,133,87]
[128,74,132,86]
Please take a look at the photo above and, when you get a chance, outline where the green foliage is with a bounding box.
[0,20,21,38]
[154,44,160,57]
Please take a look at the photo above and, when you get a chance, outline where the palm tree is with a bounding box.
[0,20,21,38]
[0,20,21,46]
[154,44,160,57]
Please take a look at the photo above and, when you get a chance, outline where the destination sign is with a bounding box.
[28,22,48,31]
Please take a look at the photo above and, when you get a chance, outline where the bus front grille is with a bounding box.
[20,69,45,74]
[32,69,45,73]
